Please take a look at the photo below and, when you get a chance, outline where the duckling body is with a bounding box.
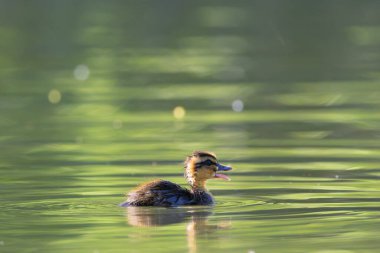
[121,179,213,206]
[120,151,232,207]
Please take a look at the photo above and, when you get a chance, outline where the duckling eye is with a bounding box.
[195,159,216,169]
[204,160,213,166]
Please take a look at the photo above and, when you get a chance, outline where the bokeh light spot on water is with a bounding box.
[48,89,61,104]
[173,106,186,119]
[73,64,90,81]
[232,99,244,112]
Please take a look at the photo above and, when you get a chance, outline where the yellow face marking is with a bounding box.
[196,167,216,180]
[192,156,218,182]
[184,151,219,188]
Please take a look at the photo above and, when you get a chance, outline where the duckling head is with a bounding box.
[184,151,232,189]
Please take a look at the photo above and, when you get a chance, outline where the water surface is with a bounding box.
[1,1,380,253]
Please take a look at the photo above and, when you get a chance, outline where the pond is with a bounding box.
[1,1,380,253]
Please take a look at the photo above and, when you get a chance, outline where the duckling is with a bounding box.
[120,151,232,207]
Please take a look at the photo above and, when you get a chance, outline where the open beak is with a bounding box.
[214,163,232,181]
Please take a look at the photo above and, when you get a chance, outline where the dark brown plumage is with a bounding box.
[120,151,232,207]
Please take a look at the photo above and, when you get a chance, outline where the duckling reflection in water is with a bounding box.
[120,151,232,207]
[125,206,213,227]
[125,207,231,253]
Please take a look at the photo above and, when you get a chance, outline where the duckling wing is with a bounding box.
[123,179,193,207]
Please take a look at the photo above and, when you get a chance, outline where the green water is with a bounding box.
[1,1,380,252]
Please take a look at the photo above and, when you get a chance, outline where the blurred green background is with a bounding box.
[1,1,380,253]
